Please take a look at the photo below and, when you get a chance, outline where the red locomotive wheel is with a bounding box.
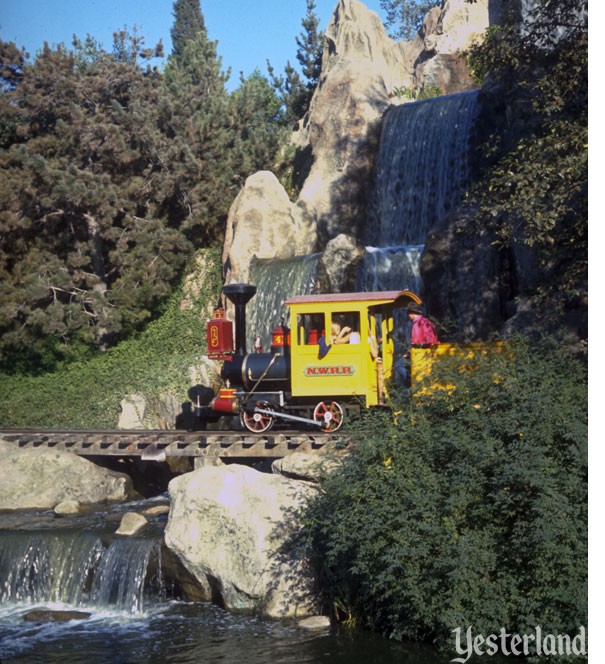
[240,404,274,433]
[313,401,344,432]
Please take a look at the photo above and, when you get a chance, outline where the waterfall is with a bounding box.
[91,538,159,613]
[248,254,321,349]
[367,90,480,247]
[356,245,424,294]
[0,532,162,614]
[235,92,480,335]
[0,532,103,606]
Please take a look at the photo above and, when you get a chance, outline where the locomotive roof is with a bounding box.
[284,289,421,307]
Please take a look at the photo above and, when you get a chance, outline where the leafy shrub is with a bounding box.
[0,248,222,428]
[302,337,587,654]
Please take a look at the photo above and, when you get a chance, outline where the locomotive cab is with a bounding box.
[285,290,422,409]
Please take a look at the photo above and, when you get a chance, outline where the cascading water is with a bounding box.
[247,254,321,348]
[367,90,480,248]
[354,90,480,297]
[356,245,424,294]
[90,538,161,613]
[0,532,104,607]
[0,531,162,614]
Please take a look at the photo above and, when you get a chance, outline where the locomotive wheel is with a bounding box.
[240,403,274,433]
[313,401,345,432]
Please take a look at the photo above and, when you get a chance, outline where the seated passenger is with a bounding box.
[331,322,353,344]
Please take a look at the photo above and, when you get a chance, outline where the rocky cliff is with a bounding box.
[222,0,493,286]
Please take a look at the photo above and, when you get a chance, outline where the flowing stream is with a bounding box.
[0,505,451,664]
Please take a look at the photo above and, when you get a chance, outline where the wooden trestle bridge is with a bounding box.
[0,428,351,462]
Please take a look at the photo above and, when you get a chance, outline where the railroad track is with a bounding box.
[0,428,351,461]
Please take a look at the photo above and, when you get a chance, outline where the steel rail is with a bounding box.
[0,428,351,461]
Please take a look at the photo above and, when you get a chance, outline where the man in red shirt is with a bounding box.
[408,302,439,346]
[394,302,439,388]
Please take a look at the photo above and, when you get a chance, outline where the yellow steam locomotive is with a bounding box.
[203,283,424,433]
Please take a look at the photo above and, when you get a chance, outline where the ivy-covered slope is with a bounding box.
[0,248,222,429]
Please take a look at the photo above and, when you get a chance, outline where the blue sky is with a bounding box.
[0,0,388,89]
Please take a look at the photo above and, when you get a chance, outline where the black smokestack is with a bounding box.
[222,283,257,355]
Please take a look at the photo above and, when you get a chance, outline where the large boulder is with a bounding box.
[0,440,138,510]
[317,233,365,292]
[164,464,321,618]
[222,171,316,285]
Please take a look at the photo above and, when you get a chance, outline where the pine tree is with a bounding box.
[170,0,206,62]
[296,0,323,88]
[379,0,440,41]
[162,23,233,245]
[229,70,287,182]
[269,0,324,127]
[0,39,192,369]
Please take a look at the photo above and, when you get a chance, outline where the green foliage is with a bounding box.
[0,2,285,371]
[465,0,587,307]
[269,0,324,128]
[390,83,443,101]
[170,0,207,63]
[0,40,27,91]
[0,39,195,370]
[302,337,587,654]
[229,70,288,179]
[296,0,323,89]
[380,0,441,41]
[0,247,223,428]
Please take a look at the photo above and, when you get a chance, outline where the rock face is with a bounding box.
[416,0,490,93]
[294,0,417,246]
[222,171,316,285]
[222,0,492,286]
[0,440,138,510]
[164,464,320,618]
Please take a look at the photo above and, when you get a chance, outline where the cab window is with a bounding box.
[331,311,362,344]
[297,313,325,346]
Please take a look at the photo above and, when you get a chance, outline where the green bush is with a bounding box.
[0,248,222,428]
[303,337,587,655]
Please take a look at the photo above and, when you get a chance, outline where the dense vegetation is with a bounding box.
[302,338,587,653]
[467,0,587,311]
[0,0,322,374]
[0,247,223,429]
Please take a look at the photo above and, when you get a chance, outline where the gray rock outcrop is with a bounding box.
[317,233,365,292]
[164,464,321,618]
[294,0,415,245]
[272,451,343,483]
[0,440,138,510]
